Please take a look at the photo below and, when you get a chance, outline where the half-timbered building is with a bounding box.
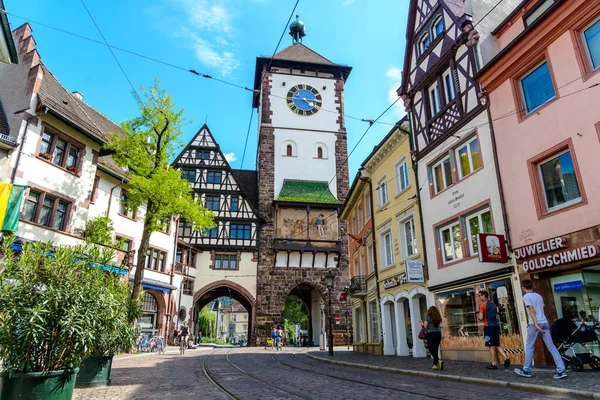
[172,124,260,343]
[398,0,525,362]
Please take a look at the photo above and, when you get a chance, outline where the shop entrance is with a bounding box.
[140,292,158,335]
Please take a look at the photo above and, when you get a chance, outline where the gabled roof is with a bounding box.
[275,179,339,205]
[37,64,122,144]
[0,0,19,64]
[231,169,258,210]
[253,43,352,107]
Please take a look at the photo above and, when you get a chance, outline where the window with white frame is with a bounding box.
[520,61,555,114]
[418,32,431,56]
[359,248,365,276]
[439,221,463,263]
[443,69,455,102]
[456,137,482,179]
[465,208,493,255]
[377,176,389,207]
[537,149,582,212]
[583,18,600,71]
[365,193,372,220]
[380,229,394,268]
[432,15,444,39]
[369,300,380,342]
[428,81,442,116]
[395,159,410,194]
[432,156,453,193]
[367,243,374,273]
[353,213,359,235]
[400,216,418,259]
[358,204,364,229]
[353,254,359,277]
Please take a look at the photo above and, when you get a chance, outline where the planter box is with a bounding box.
[75,355,113,388]
[0,368,79,400]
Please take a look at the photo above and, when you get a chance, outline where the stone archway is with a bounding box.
[193,280,257,345]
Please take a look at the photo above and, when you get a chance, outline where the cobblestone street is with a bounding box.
[73,347,591,399]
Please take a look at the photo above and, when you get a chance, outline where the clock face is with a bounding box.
[286,84,322,116]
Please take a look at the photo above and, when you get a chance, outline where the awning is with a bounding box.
[129,278,178,293]
[142,283,171,293]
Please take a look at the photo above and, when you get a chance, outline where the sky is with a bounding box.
[4,0,409,179]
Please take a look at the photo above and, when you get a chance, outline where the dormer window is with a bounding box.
[418,33,431,56]
[432,15,444,39]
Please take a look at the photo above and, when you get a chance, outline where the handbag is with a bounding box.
[418,328,427,340]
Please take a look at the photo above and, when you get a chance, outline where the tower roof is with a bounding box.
[252,43,352,107]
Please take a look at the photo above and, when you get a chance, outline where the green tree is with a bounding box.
[197,307,215,341]
[83,215,114,246]
[104,80,214,308]
[284,296,309,341]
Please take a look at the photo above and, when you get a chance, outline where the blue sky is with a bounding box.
[5,0,409,178]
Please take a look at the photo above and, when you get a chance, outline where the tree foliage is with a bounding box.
[197,307,215,339]
[284,296,309,340]
[104,79,214,305]
[83,215,114,246]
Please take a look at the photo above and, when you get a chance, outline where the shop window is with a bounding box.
[380,229,394,268]
[181,168,196,183]
[368,300,380,343]
[455,137,482,179]
[205,194,220,211]
[432,155,453,194]
[537,149,582,212]
[464,208,493,256]
[22,189,70,232]
[140,292,158,334]
[519,61,555,114]
[432,15,444,39]
[439,221,462,263]
[583,18,600,71]
[400,216,418,259]
[214,253,238,270]
[207,171,222,184]
[435,278,521,345]
[395,159,410,193]
[377,176,389,207]
[428,81,442,116]
[354,307,363,343]
[231,196,239,212]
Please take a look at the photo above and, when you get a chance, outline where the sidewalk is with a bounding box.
[307,350,600,399]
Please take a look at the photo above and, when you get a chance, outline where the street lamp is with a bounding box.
[319,299,326,351]
[325,270,335,356]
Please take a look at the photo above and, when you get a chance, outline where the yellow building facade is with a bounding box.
[361,119,432,357]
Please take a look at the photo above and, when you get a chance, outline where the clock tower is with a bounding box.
[253,17,352,347]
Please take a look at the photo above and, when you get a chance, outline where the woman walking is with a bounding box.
[421,306,443,370]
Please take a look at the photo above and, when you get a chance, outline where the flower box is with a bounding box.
[66,166,80,174]
[39,152,52,160]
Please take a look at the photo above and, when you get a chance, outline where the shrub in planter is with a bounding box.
[0,239,119,399]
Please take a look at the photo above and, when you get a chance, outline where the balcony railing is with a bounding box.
[349,276,367,294]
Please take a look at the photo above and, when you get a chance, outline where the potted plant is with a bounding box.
[75,255,139,388]
[0,239,116,399]
[66,165,79,174]
[38,152,52,160]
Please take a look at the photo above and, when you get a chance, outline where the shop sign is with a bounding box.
[554,280,583,292]
[477,234,508,263]
[514,236,567,259]
[522,245,598,272]
[406,260,425,282]
[383,273,408,289]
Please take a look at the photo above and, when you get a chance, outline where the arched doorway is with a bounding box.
[193,280,256,345]
[285,283,326,348]
[140,292,159,335]
[381,295,398,355]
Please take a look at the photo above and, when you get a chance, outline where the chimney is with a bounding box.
[71,91,83,101]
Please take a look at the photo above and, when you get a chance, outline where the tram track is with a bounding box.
[200,349,310,400]
[272,353,449,400]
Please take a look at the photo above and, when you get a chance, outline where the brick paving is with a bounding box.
[72,346,595,399]
[308,349,600,396]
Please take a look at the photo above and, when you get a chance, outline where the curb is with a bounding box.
[306,353,599,399]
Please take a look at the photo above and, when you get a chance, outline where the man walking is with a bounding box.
[271,327,277,350]
[515,280,567,379]
[478,290,510,369]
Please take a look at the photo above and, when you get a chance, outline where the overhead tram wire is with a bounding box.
[239,0,300,168]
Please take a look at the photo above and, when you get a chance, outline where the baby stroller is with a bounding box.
[551,318,600,372]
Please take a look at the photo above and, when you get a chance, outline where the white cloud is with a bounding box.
[342,0,355,5]
[224,152,237,163]
[385,66,404,119]
[168,0,240,77]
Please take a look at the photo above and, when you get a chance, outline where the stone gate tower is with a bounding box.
[253,18,352,346]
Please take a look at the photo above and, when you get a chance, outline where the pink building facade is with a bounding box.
[478,0,600,364]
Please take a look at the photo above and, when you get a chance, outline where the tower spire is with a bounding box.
[289,15,306,43]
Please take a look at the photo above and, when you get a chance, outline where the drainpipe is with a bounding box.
[483,92,513,252]
[106,180,125,217]
[358,169,383,350]
[10,107,49,183]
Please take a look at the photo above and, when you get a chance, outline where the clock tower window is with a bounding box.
[287,145,293,157]
[317,147,323,159]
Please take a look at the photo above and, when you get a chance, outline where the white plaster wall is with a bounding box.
[418,112,509,287]
[274,128,338,199]
[268,74,340,133]
[192,251,257,300]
